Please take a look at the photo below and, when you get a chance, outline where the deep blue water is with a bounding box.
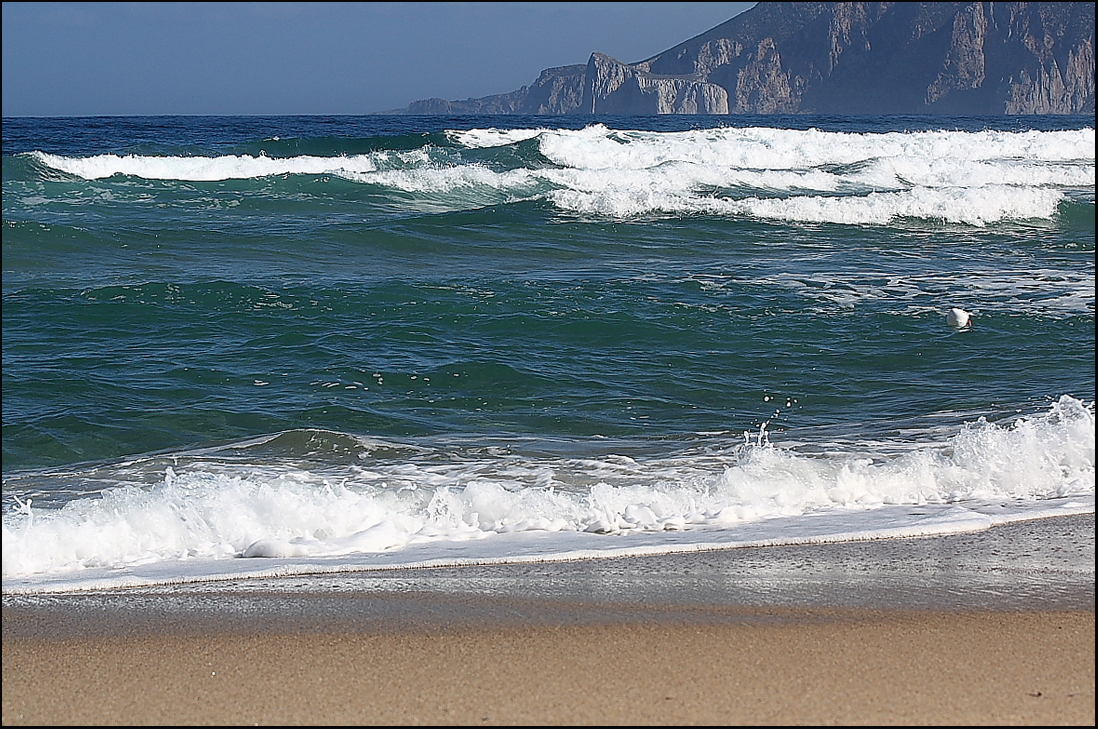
[2,114,1094,592]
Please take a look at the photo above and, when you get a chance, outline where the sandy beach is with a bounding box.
[3,610,1093,725]
[4,514,1094,725]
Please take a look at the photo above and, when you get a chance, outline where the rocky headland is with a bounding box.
[392,2,1095,115]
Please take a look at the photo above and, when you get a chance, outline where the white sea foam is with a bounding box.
[29,126,1096,224]
[467,125,1094,168]
[736,186,1066,226]
[32,150,383,181]
[761,267,1096,318]
[531,126,1091,223]
[447,128,546,148]
[2,396,1093,593]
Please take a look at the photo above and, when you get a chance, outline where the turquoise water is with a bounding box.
[2,115,1094,592]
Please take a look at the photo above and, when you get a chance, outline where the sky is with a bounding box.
[2,2,756,116]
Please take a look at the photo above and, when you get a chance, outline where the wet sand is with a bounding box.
[3,514,1094,725]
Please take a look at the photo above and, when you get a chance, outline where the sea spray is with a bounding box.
[4,114,1093,593]
[4,396,1091,584]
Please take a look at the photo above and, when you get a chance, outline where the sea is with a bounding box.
[2,113,1094,595]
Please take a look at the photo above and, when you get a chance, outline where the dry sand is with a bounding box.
[3,609,1094,725]
[3,514,1094,725]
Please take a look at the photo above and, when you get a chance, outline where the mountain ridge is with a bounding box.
[389,2,1095,115]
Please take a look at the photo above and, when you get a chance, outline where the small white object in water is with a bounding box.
[946,308,972,328]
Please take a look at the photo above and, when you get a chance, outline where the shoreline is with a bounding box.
[4,514,1094,725]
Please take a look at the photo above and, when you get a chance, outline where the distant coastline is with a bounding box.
[386,2,1095,116]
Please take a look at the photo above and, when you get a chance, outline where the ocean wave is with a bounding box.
[30,150,385,181]
[528,125,1096,168]
[3,395,1093,590]
[23,125,1095,225]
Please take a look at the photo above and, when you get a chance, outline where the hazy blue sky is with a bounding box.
[2,2,756,116]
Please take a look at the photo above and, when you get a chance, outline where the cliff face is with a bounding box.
[580,53,731,114]
[403,65,586,115]
[396,2,1095,115]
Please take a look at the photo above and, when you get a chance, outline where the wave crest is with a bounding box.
[3,396,1093,588]
[25,125,1096,225]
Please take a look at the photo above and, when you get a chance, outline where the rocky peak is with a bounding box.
[392,2,1095,115]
